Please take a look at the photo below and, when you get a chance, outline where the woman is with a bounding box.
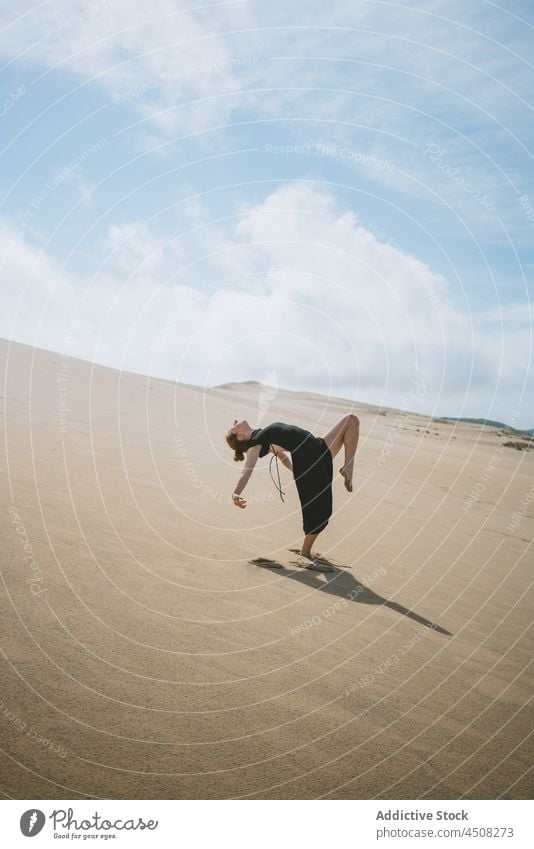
[225,416,360,562]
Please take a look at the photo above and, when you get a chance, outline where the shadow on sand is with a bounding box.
[252,554,451,637]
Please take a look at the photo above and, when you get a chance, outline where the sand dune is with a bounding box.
[1,338,532,799]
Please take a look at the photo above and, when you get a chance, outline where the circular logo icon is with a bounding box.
[20,809,46,837]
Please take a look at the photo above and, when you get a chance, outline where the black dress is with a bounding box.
[247,421,333,535]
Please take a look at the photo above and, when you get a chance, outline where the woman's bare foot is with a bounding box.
[289,547,322,558]
[293,554,334,572]
[339,463,353,492]
[300,551,324,562]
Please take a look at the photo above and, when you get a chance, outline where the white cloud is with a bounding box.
[479,301,534,326]
[1,182,531,426]
[3,1,531,140]
[2,0,532,239]
[0,0,254,132]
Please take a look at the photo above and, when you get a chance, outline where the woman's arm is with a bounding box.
[232,445,261,507]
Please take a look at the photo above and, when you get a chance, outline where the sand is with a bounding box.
[0,338,532,799]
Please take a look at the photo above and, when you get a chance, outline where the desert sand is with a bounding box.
[0,337,532,799]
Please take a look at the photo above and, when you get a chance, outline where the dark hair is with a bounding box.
[226,431,248,462]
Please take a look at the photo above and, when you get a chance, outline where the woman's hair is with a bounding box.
[226,431,248,462]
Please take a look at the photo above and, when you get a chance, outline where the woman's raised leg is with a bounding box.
[322,414,359,491]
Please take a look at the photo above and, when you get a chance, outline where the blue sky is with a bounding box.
[0,0,533,425]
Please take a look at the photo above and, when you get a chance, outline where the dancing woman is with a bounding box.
[225,417,359,561]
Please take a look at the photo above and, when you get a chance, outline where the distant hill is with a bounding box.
[439,417,533,436]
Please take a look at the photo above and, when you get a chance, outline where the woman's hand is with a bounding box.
[232,493,247,509]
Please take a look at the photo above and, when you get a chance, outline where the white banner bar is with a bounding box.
[1,799,532,848]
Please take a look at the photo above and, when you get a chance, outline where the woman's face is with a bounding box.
[228,419,247,440]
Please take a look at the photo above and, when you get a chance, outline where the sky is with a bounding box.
[0,0,533,426]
